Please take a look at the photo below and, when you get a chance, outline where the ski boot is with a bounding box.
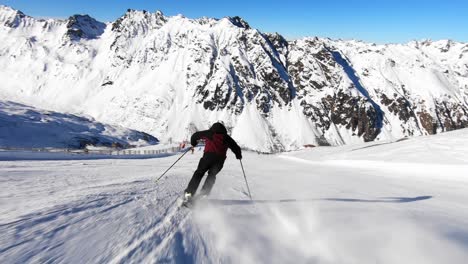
[181,192,193,208]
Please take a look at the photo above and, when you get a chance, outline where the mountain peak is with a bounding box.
[265,32,289,51]
[112,8,167,33]
[228,16,250,29]
[0,5,28,28]
[121,8,166,20]
[0,5,17,13]
[66,14,106,40]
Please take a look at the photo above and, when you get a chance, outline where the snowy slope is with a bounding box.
[1,129,468,263]
[0,100,158,149]
[0,5,467,152]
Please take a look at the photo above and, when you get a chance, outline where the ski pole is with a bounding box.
[156,147,192,182]
[240,160,252,200]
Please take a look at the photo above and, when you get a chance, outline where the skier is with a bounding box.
[183,122,242,205]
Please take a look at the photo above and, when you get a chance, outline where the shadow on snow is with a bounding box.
[208,196,433,206]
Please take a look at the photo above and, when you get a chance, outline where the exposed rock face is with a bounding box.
[322,90,381,142]
[0,5,467,152]
[434,100,468,131]
[66,15,106,40]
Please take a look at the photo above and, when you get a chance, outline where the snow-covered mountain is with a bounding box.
[1,5,467,152]
[0,101,158,149]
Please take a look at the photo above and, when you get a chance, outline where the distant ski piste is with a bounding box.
[0,144,189,161]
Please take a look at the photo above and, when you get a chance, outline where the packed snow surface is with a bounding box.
[1,129,468,263]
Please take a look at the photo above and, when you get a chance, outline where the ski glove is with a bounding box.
[236,153,242,160]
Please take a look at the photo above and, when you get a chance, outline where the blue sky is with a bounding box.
[1,0,467,43]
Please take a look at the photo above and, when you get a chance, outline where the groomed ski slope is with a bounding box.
[1,129,468,263]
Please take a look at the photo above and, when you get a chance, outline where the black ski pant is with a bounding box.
[185,154,224,196]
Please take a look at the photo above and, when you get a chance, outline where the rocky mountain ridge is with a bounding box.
[0,5,467,152]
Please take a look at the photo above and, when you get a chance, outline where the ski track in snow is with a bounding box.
[109,196,191,264]
[2,130,468,263]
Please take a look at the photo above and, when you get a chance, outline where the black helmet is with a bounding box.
[210,122,227,134]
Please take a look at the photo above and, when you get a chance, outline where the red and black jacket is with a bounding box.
[190,123,242,160]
